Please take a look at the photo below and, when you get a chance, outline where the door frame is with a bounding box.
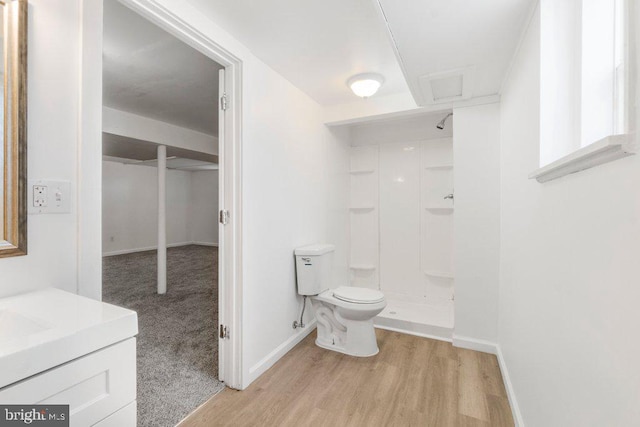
[80,0,244,389]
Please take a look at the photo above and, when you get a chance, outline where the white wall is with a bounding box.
[190,170,219,245]
[326,127,351,288]
[102,161,217,255]
[500,5,640,425]
[240,61,351,385]
[0,0,81,298]
[350,113,452,146]
[452,103,501,344]
[379,142,422,297]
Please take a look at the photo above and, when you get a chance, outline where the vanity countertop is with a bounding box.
[0,288,138,389]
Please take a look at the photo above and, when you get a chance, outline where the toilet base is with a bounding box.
[311,297,382,357]
[315,338,379,357]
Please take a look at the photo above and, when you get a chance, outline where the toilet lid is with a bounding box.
[333,287,385,304]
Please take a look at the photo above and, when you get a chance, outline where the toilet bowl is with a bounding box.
[311,287,386,357]
[294,244,386,357]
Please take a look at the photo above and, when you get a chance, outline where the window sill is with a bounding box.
[529,134,636,183]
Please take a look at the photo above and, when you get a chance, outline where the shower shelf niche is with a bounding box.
[424,270,454,279]
[349,169,375,175]
[350,264,376,270]
[424,163,453,170]
[425,206,453,213]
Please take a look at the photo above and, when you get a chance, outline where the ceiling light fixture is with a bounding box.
[347,73,385,98]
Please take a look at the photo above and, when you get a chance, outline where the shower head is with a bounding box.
[436,113,453,130]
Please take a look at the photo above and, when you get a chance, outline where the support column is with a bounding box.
[157,145,167,294]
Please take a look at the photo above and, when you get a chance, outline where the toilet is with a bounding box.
[295,244,386,357]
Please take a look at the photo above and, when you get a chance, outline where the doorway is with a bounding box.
[95,1,242,425]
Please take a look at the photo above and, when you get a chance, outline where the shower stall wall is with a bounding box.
[349,137,455,340]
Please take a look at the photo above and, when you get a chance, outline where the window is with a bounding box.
[538,0,633,169]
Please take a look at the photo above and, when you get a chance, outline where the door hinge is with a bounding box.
[220,93,228,111]
[219,209,230,225]
[219,324,229,339]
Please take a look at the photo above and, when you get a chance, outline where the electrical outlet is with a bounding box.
[33,185,47,207]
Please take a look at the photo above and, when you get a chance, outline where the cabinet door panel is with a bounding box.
[0,338,136,427]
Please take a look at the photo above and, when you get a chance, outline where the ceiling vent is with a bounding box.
[418,66,475,104]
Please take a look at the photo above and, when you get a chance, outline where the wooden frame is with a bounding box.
[0,0,27,258]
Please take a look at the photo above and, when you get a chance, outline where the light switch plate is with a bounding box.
[28,180,72,214]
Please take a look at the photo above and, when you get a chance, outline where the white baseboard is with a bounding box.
[496,345,525,427]
[245,320,317,388]
[374,324,453,343]
[452,334,498,354]
[103,241,218,256]
[191,241,218,247]
[103,242,191,256]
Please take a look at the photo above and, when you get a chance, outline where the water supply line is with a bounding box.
[292,295,307,329]
[299,296,307,328]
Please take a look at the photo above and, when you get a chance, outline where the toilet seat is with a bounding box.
[333,287,385,304]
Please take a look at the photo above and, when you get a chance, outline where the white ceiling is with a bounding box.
[186,0,533,109]
[103,0,223,136]
[377,0,535,105]
[187,0,411,105]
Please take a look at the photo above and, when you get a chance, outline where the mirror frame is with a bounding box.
[0,0,27,258]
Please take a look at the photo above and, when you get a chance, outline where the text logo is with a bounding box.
[0,405,69,426]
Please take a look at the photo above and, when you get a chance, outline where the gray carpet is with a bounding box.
[103,245,225,427]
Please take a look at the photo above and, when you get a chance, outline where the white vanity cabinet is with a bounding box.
[0,289,138,426]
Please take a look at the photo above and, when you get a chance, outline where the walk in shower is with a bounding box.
[347,113,455,340]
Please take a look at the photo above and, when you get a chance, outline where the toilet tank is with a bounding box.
[294,244,335,296]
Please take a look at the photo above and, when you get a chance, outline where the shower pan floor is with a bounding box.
[374,298,454,341]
